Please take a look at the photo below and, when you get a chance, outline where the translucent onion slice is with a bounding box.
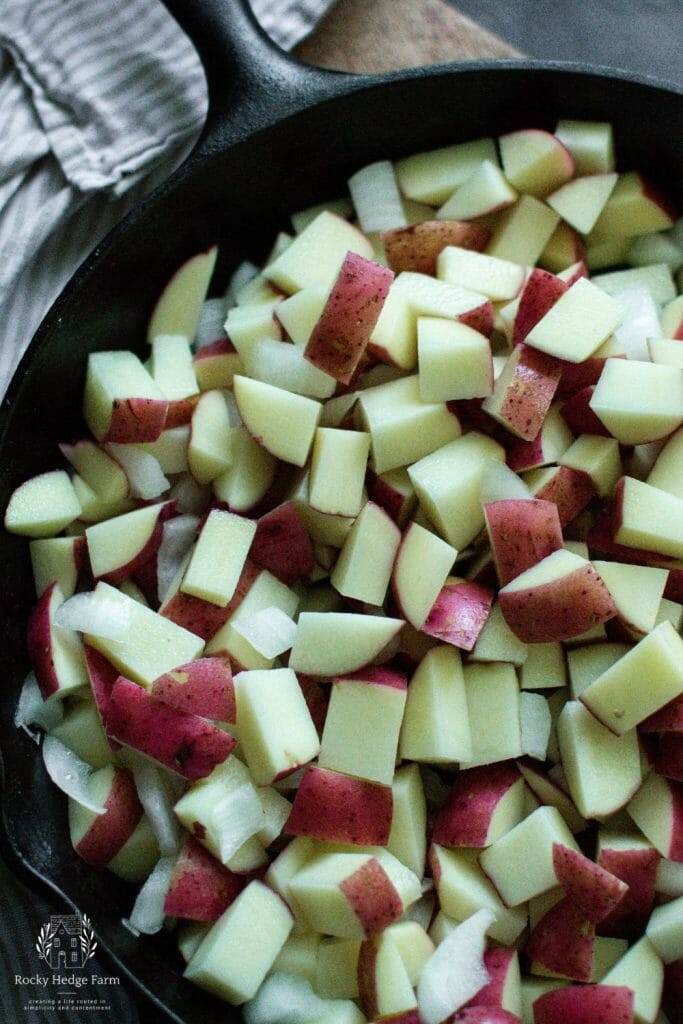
[232,607,298,659]
[14,672,64,739]
[480,461,531,505]
[244,974,352,1024]
[42,735,105,814]
[211,782,265,863]
[106,444,169,500]
[417,909,494,1024]
[348,160,407,234]
[156,514,199,604]
[124,855,176,935]
[130,756,181,856]
[55,590,131,640]
[195,297,228,349]
[613,283,661,361]
[168,474,211,516]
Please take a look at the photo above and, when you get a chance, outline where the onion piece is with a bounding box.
[42,735,105,814]
[130,757,181,856]
[244,974,353,1024]
[226,260,259,304]
[195,297,228,349]
[211,782,265,863]
[55,591,131,640]
[232,607,297,659]
[480,461,531,505]
[156,514,199,603]
[520,691,552,762]
[106,444,170,500]
[348,160,407,234]
[168,474,211,516]
[124,855,176,935]
[14,672,64,739]
[613,283,661,360]
[417,908,494,1024]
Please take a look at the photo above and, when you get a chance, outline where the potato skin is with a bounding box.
[285,765,392,845]
[499,563,617,643]
[485,498,563,586]
[382,219,490,276]
[512,267,567,345]
[164,835,247,921]
[305,252,394,384]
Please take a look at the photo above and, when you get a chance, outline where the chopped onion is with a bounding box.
[106,443,169,500]
[480,461,531,505]
[124,855,176,935]
[156,514,199,603]
[55,591,130,640]
[348,160,407,234]
[613,283,661,360]
[168,474,211,516]
[15,672,64,739]
[42,735,105,814]
[244,974,352,1024]
[211,782,265,863]
[406,893,436,931]
[131,757,181,856]
[417,909,494,1024]
[226,260,259,304]
[520,691,552,761]
[195,297,228,349]
[232,607,298,659]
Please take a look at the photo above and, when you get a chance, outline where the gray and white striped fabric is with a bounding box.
[0,0,333,397]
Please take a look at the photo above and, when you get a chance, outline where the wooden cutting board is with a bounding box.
[296,0,522,74]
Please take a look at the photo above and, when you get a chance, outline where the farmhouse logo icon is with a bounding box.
[35,914,97,969]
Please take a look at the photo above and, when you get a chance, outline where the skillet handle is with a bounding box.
[162,0,353,149]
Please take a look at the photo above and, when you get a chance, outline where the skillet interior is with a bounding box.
[0,17,681,1021]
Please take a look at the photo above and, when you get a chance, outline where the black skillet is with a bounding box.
[0,1,681,1021]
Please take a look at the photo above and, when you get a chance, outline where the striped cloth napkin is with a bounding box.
[0,0,335,396]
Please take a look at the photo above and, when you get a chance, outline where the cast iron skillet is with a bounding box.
[0,1,681,1020]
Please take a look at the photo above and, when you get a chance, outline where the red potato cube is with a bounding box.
[506,404,573,473]
[526,895,596,982]
[552,844,628,923]
[432,763,525,849]
[512,268,568,346]
[285,765,393,846]
[422,577,493,651]
[382,220,490,275]
[485,498,563,586]
[105,676,235,780]
[657,734,683,781]
[84,351,169,443]
[561,386,612,437]
[161,557,260,641]
[367,468,417,527]
[72,765,143,869]
[524,464,595,527]
[464,947,521,1013]
[296,674,329,737]
[482,344,562,441]
[640,694,683,734]
[587,508,683,604]
[85,500,174,585]
[192,339,242,392]
[499,549,617,643]
[84,644,120,748]
[164,836,247,922]
[532,985,634,1024]
[27,582,87,700]
[627,773,683,863]
[597,838,659,939]
[250,502,315,584]
[556,351,625,402]
[151,656,235,722]
[304,252,394,384]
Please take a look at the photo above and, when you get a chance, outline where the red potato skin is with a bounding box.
[367,471,415,527]
[105,676,235,781]
[164,394,199,429]
[663,778,683,862]
[432,764,522,848]
[75,766,143,869]
[151,656,235,722]
[498,345,562,441]
[532,985,634,1024]
[526,895,596,982]
[422,579,493,651]
[560,386,612,437]
[84,644,120,749]
[92,500,175,586]
[161,557,260,641]
[556,354,626,403]
[339,857,403,936]
[640,694,683,733]
[163,835,247,921]
[485,499,563,586]
[296,674,329,736]
[304,252,394,385]
[464,947,519,1011]
[499,563,617,643]
[506,428,557,473]
[250,501,315,584]
[192,339,241,390]
[656,734,683,781]
[552,844,628,923]
[587,505,683,603]
[664,958,683,1024]
[103,397,169,444]
[597,844,659,939]
[355,936,382,1020]
[335,665,408,691]
[532,465,595,528]
[26,583,62,699]
[512,268,568,346]
[382,219,490,276]
[285,765,392,845]
[459,298,494,339]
